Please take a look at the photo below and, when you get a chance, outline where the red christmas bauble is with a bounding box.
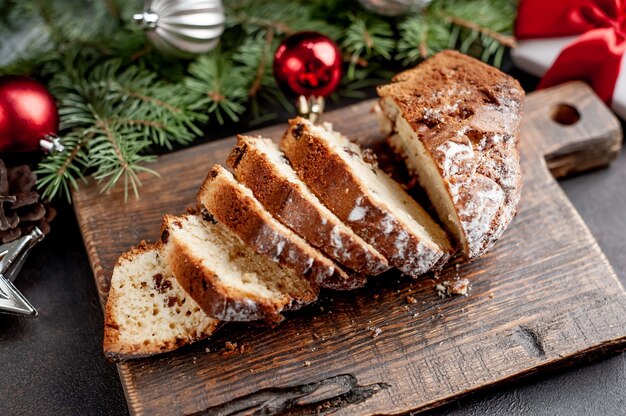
[273,32,343,98]
[0,76,59,153]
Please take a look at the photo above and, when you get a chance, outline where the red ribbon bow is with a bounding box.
[516,0,626,104]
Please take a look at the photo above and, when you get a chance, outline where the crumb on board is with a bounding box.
[406,295,417,304]
[435,284,447,299]
[489,293,495,299]
[366,326,382,338]
[223,341,248,354]
[435,278,470,298]
[304,361,311,367]
[448,278,470,295]
[205,347,210,353]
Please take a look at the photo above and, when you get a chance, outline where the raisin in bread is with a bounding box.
[103,243,219,360]
[281,117,453,278]
[162,213,318,323]
[377,50,524,259]
[198,164,363,290]
[227,135,389,278]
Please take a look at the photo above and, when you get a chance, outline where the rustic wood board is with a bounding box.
[73,82,626,416]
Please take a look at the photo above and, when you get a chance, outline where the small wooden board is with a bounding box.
[74,82,626,416]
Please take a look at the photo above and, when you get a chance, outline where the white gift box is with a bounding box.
[511,37,626,119]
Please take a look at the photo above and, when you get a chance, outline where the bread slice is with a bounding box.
[103,243,219,360]
[376,50,524,258]
[280,117,453,278]
[227,135,389,278]
[162,213,318,323]
[197,164,363,290]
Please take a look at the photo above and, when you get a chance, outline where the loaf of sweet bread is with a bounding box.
[377,50,524,259]
[103,51,524,359]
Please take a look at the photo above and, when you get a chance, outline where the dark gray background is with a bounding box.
[0,68,625,415]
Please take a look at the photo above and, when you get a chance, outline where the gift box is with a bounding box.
[511,0,626,119]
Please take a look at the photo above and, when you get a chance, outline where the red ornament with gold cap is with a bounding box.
[273,32,343,122]
[0,76,63,153]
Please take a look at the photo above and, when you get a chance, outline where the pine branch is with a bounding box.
[443,15,516,48]
[248,29,274,98]
[342,13,395,79]
[35,131,89,202]
[233,31,293,121]
[186,52,249,124]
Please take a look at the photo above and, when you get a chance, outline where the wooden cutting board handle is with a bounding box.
[520,81,622,179]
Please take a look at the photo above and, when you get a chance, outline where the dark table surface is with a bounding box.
[1,69,625,416]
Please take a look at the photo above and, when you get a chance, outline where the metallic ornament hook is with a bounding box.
[40,135,64,153]
[297,96,325,123]
[133,11,160,29]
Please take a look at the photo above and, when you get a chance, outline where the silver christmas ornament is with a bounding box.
[134,0,225,57]
[357,0,431,16]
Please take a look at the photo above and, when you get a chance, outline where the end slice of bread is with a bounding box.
[377,50,524,258]
[103,243,219,360]
[281,117,453,278]
[227,135,389,279]
[198,164,361,290]
[162,213,318,323]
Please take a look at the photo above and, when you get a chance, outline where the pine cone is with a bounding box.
[0,160,56,244]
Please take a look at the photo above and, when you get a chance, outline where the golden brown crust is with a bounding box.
[227,135,389,279]
[113,240,155,268]
[162,214,291,323]
[280,118,452,278]
[378,50,524,258]
[198,164,356,290]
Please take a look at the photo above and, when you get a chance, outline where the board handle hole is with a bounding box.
[551,104,580,126]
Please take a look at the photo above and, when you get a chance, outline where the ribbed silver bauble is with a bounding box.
[357,0,431,16]
[133,0,225,57]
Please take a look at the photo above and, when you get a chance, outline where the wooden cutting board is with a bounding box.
[73,81,626,416]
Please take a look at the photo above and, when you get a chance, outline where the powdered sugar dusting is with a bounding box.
[217,297,267,321]
[348,196,367,222]
[436,140,473,177]
[381,214,395,234]
[329,225,343,251]
[348,205,367,222]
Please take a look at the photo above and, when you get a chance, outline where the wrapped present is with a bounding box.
[511,0,626,119]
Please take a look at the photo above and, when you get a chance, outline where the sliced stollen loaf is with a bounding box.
[281,117,453,278]
[162,213,318,323]
[103,243,219,360]
[377,50,524,259]
[197,164,362,290]
[227,135,389,278]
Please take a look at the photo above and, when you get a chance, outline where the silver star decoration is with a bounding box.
[0,228,43,318]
